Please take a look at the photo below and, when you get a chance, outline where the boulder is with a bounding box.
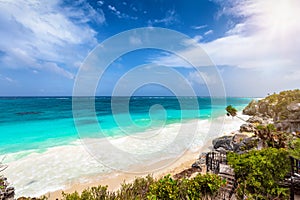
[258,101,269,116]
[240,123,255,132]
[233,133,249,143]
[243,100,258,115]
[212,136,234,151]
[247,116,264,124]
[192,152,207,170]
[191,160,202,170]
[214,147,229,153]
[287,102,300,112]
[233,137,259,153]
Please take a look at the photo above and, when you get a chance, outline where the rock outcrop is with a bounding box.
[212,133,258,154]
[243,89,300,133]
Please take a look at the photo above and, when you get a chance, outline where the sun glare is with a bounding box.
[263,0,299,37]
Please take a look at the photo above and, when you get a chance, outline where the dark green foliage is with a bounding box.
[288,138,300,159]
[148,173,224,200]
[226,105,237,117]
[227,148,291,200]
[62,174,224,200]
[226,105,246,122]
[147,175,179,199]
[188,173,225,199]
[118,175,154,199]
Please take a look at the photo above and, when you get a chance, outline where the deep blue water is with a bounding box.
[0,97,252,154]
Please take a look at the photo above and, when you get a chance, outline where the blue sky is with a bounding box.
[0,0,299,96]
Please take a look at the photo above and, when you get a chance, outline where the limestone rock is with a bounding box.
[212,136,234,151]
[233,137,259,153]
[287,102,300,112]
[240,123,255,132]
[243,100,258,115]
[233,133,249,143]
[247,116,264,124]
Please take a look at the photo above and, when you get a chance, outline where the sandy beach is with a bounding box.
[40,113,248,200]
[45,149,202,200]
[4,112,247,199]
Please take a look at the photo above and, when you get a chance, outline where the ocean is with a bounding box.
[0,96,252,196]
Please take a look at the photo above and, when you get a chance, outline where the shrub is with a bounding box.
[288,138,300,159]
[227,148,291,199]
[62,174,225,200]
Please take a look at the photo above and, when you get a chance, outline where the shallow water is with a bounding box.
[0,96,252,196]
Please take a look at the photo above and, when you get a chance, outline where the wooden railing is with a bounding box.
[206,152,300,200]
[289,156,300,200]
[206,151,227,174]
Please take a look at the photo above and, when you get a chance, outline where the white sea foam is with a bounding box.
[3,113,248,197]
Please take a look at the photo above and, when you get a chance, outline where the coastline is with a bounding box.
[45,113,249,200]
[3,112,248,198]
[45,149,202,200]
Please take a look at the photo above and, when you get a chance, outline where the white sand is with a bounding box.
[3,113,248,198]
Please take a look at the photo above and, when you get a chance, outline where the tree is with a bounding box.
[226,105,237,117]
[226,105,246,122]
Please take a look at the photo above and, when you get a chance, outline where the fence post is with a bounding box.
[290,156,294,200]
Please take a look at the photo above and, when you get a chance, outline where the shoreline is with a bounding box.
[44,113,248,200]
[45,149,204,200]
[3,112,249,198]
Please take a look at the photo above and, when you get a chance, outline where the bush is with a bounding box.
[148,173,224,200]
[62,174,225,200]
[227,148,291,200]
[288,138,300,159]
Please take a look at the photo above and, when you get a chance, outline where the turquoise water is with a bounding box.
[0,97,252,154]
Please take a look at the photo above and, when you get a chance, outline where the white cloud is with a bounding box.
[97,1,104,6]
[108,5,117,12]
[108,4,137,20]
[204,30,213,36]
[152,0,300,72]
[201,0,300,70]
[191,25,207,30]
[0,0,103,78]
[149,10,179,26]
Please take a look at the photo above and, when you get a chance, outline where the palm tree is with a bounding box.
[226,105,237,117]
[226,105,246,122]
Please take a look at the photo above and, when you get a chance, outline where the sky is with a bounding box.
[0,0,299,97]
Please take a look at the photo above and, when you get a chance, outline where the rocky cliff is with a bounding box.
[243,89,300,133]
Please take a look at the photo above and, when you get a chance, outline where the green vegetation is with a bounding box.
[226,105,237,117]
[259,89,300,120]
[227,148,291,200]
[226,105,246,122]
[288,138,300,159]
[255,124,293,148]
[62,174,225,200]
